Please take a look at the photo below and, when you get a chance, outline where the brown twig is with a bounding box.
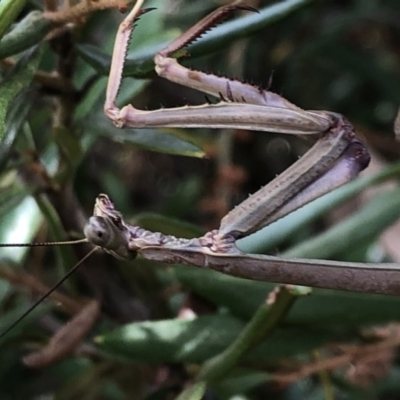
[23,300,100,368]
[0,264,84,314]
[270,331,400,384]
[44,0,132,23]
[44,0,59,12]
[0,58,68,93]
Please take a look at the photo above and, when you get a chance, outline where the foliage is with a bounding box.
[0,0,400,399]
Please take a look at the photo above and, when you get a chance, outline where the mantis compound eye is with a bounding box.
[84,216,113,247]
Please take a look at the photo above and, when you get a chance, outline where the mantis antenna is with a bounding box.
[0,239,97,339]
[0,238,88,247]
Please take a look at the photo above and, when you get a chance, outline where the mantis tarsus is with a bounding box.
[1,0,400,339]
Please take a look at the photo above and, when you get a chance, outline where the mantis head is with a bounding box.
[84,194,137,261]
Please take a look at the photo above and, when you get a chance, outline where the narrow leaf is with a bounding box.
[96,315,337,363]
[0,44,44,141]
[285,187,400,259]
[85,114,205,157]
[0,11,52,59]
[174,264,400,327]
[0,0,27,41]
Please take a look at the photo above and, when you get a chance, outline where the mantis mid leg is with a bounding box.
[218,137,369,239]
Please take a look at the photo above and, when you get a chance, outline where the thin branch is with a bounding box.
[44,0,58,12]
[0,264,84,314]
[44,0,132,23]
[177,286,308,399]
[0,58,68,93]
[271,331,400,384]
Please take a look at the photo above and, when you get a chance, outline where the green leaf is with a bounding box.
[96,315,245,363]
[0,44,44,141]
[52,126,83,179]
[285,187,400,259]
[85,114,205,157]
[175,382,206,400]
[173,265,274,320]
[74,76,150,121]
[288,290,400,327]
[0,188,42,264]
[216,369,267,398]
[0,278,10,304]
[247,326,338,360]
[0,90,33,171]
[197,286,307,383]
[0,11,52,59]
[174,266,400,328]
[0,0,28,41]
[96,315,338,364]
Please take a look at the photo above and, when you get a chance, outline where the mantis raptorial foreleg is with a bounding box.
[104,1,369,238]
[105,2,331,133]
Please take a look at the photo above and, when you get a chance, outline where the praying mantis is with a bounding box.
[89,0,400,295]
[1,0,400,340]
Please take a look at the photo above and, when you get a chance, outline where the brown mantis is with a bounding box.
[1,0,400,339]
[94,0,398,293]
